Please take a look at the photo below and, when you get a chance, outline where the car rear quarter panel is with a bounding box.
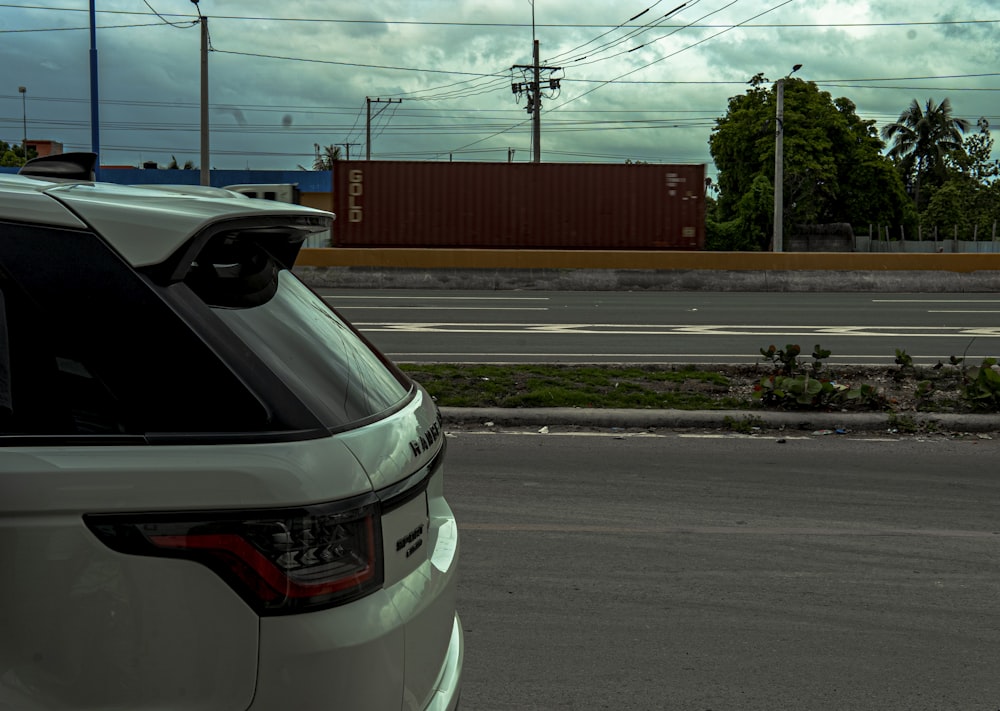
[0,515,259,710]
[337,387,461,710]
[0,437,372,711]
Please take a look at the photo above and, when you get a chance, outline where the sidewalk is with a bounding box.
[440,406,1000,435]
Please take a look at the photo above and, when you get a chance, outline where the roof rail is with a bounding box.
[19,152,98,181]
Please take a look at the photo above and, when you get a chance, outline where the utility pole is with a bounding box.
[772,64,801,252]
[511,41,560,163]
[366,97,401,160]
[89,0,100,177]
[18,87,26,162]
[773,77,785,252]
[337,143,360,161]
[191,0,209,186]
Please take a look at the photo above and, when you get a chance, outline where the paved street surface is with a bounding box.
[447,430,1000,710]
[322,290,1000,365]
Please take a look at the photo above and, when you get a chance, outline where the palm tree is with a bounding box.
[312,144,342,170]
[881,97,971,208]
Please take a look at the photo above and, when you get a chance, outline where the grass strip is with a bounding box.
[399,363,748,410]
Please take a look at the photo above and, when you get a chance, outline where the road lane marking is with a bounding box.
[387,353,963,362]
[872,299,1000,303]
[336,306,550,311]
[446,431,895,442]
[458,522,1000,538]
[322,295,550,301]
[354,322,1000,338]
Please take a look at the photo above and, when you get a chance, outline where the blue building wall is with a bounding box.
[1,166,332,192]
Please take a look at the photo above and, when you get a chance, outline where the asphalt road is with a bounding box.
[321,289,1000,366]
[447,430,1000,710]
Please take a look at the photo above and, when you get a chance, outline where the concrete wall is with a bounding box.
[294,249,1000,292]
[297,248,1000,272]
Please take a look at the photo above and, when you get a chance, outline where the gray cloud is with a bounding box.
[1,1,995,171]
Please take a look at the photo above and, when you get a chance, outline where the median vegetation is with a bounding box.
[400,345,1000,414]
[400,363,744,410]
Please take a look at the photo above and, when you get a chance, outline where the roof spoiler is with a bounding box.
[19,152,98,181]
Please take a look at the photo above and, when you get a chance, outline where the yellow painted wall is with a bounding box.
[301,191,333,212]
[297,248,1000,273]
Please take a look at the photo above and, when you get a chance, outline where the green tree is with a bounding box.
[709,73,773,224]
[166,155,196,170]
[709,77,910,249]
[881,97,972,210]
[922,181,971,239]
[931,118,1000,240]
[945,117,999,184]
[0,139,35,167]
[312,144,342,170]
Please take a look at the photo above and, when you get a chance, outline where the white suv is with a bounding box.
[0,154,462,710]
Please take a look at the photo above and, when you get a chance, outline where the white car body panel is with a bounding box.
[0,174,88,231]
[0,518,259,711]
[0,437,372,514]
[0,166,462,711]
[29,181,331,268]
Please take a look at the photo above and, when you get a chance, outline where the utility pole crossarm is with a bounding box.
[510,39,561,163]
[365,97,402,161]
[337,143,360,161]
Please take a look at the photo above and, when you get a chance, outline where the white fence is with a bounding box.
[856,224,1000,253]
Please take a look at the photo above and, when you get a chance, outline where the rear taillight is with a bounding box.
[84,496,383,615]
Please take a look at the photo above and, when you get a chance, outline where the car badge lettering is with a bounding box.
[396,524,424,558]
[409,419,442,458]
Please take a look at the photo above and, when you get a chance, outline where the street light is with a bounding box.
[773,63,802,253]
[18,86,27,163]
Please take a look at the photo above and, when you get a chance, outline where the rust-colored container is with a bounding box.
[331,161,704,250]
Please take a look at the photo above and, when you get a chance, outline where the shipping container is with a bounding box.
[331,161,705,250]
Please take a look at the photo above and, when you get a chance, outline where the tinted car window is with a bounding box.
[0,222,272,439]
[212,271,411,429]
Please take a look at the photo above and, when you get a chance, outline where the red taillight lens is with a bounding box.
[84,497,383,615]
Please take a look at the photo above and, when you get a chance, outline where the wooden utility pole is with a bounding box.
[337,143,360,161]
[366,97,401,160]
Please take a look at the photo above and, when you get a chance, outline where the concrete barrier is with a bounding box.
[294,249,1000,292]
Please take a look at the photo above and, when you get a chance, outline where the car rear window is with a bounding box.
[212,271,410,429]
[181,237,411,430]
[0,222,275,440]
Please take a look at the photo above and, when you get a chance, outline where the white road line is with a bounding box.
[354,322,1000,338]
[338,306,550,311]
[354,322,963,330]
[446,431,899,442]
[322,295,550,301]
[389,353,910,361]
[872,299,1000,303]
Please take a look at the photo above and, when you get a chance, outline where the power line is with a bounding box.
[548,0,795,114]
[1,5,997,29]
[0,21,193,33]
[561,0,739,70]
[543,0,682,64]
[211,48,506,79]
[140,0,197,29]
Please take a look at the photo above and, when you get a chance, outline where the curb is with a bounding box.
[439,407,1000,434]
[297,266,1000,293]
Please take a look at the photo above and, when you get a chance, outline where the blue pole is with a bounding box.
[89,0,100,179]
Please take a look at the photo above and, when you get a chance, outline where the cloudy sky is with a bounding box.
[1,1,997,175]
